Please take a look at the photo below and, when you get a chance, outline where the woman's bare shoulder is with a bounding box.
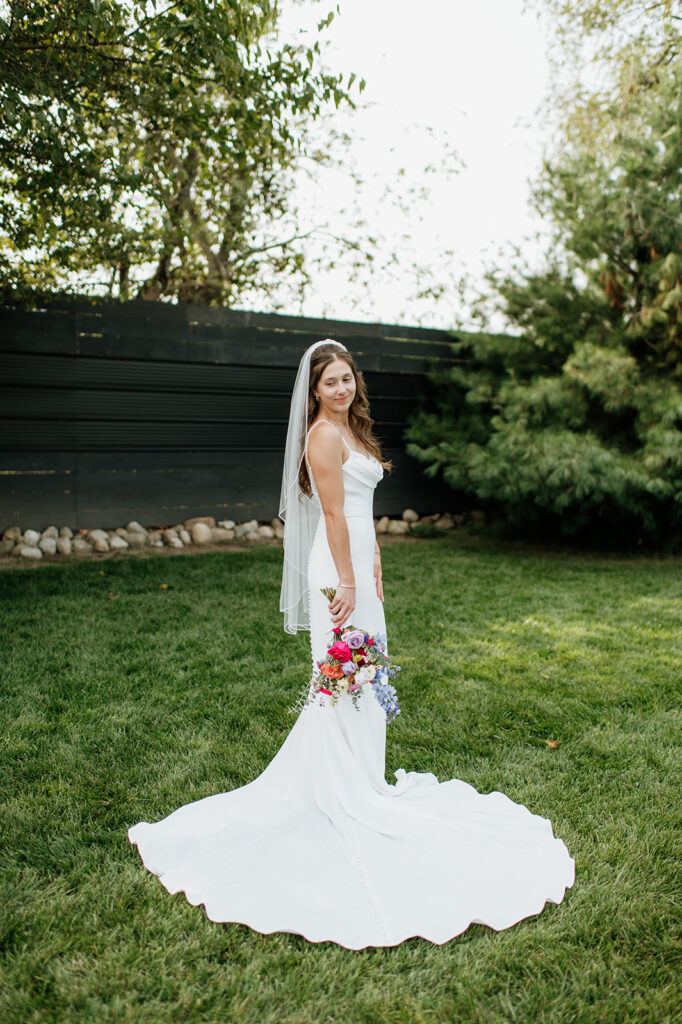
[307,420,344,462]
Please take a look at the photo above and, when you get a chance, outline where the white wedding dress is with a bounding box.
[128,422,575,948]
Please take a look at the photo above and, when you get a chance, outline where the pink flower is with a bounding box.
[327,640,352,663]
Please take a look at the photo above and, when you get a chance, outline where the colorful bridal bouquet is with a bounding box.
[293,586,401,724]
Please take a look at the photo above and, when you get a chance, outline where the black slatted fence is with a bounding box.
[1,298,460,530]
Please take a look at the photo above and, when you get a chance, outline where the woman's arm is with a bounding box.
[307,424,355,626]
[374,540,383,602]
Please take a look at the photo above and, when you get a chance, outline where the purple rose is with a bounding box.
[342,629,365,649]
[341,660,355,675]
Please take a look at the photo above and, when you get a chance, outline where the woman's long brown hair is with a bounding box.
[298,343,393,499]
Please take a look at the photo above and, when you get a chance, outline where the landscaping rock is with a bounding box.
[375,516,390,534]
[59,526,74,538]
[257,525,275,539]
[88,529,110,544]
[41,526,59,539]
[127,532,147,549]
[245,530,261,541]
[93,537,110,552]
[179,529,192,546]
[3,526,21,542]
[387,519,409,535]
[57,537,72,555]
[1,538,15,554]
[402,508,419,523]
[435,514,455,530]
[234,519,258,538]
[109,535,129,551]
[23,529,41,546]
[168,537,184,548]
[38,536,57,555]
[20,544,43,559]
[185,515,216,530]
[162,529,179,543]
[147,530,164,547]
[72,537,94,553]
[191,522,213,545]
[126,520,147,535]
[218,519,236,530]
[212,527,235,542]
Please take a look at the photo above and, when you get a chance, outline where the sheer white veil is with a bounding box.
[278,338,349,634]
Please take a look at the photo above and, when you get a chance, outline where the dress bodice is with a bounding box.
[305,419,383,518]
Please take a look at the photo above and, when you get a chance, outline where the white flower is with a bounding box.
[354,664,376,685]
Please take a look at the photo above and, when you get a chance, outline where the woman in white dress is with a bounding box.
[128,338,575,949]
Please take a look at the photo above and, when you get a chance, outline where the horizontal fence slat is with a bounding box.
[70,332,450,372]
[0,387,415,427]
[0,420,409,451]
[0,387,296,421]
[1,353,426,403]
[1,353,295,393]
[73,313,455,360]
[2,306,457,367]
[10,295,455,342]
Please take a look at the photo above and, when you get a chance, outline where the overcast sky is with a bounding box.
[275,0,555,330]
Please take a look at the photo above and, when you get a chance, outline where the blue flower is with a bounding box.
[372,680,401,725]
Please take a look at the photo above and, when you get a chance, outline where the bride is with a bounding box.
[128,338,575,949]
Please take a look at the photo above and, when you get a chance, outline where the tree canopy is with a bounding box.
[0,0,359,303]
[525,0,682,153]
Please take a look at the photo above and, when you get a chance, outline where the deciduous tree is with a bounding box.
[0,0,359,303]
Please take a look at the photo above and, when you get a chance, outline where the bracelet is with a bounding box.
[337,584,356,590]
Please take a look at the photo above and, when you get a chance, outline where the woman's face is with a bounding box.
[313,357,356,414]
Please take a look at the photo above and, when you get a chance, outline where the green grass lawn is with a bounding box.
[1,534,680,1024]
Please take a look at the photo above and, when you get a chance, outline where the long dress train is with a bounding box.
[127,422,575,948]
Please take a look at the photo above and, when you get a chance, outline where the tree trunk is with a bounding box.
[137,146,200,301]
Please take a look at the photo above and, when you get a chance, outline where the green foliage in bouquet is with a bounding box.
[406,58,682,547]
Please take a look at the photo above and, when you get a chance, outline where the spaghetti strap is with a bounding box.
[305,418,352,457]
